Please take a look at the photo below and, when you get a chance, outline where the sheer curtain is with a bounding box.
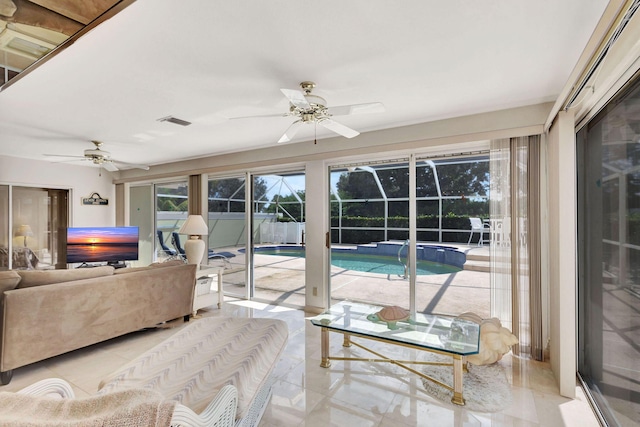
[489,135,543,360]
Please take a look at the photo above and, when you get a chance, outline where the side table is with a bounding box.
[192,266,224,316]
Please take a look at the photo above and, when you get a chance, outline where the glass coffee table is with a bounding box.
[310,300,480,405]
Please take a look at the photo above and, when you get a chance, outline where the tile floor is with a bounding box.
[1,300,600,427]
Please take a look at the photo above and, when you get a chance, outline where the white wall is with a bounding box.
[0,155,115,226]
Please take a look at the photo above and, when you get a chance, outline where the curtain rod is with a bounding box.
[544,0,634,132]
[562,0,640,112]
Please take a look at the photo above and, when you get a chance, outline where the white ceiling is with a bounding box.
[0,0,610,169]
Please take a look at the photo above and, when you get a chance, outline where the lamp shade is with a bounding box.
[178,215,208,236]
[14,224,33,237]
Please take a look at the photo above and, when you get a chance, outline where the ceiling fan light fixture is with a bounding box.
[301,113,316,123]
[303,94,326,108]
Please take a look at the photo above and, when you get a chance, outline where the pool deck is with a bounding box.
[207,242,492,317]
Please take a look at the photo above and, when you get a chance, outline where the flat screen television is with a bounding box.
[66,226,139,264]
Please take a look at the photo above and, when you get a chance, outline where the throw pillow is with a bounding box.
[0,270,21,292]
[16,266,115,289]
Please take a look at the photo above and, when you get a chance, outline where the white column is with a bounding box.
[305,160,329,311]
[547,109,577,398]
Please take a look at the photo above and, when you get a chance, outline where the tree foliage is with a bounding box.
[207,177,267,212]
[436,162,489,196]
[156,184,188,211]
[335,160,489,218]
[263,190,305,221]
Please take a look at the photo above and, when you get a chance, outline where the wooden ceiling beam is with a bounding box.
[26,0,121,25]
[2,0,123,36]
[7,0,82,35]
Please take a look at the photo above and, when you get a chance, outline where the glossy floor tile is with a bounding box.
[0,300,600,426]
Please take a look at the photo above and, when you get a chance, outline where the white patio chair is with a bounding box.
[468,217,490,246]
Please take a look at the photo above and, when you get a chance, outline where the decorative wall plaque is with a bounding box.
[82,192,108,205]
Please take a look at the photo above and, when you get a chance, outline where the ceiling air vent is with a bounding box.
[157,116,192,126]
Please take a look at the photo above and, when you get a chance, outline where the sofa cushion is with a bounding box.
[16,266,115,288]
[114,259,185,275]
[114,266,153,275]
[0,271,21,292]
[150,260,185,268]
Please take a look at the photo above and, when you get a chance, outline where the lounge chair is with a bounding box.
[171,232,186,258]
[174,231,236,267]
[157,230,177,256]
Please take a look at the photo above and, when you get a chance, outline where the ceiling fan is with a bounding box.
[237,81,385,143]
[44,140,150,171]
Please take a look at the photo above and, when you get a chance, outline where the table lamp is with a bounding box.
[178,215,208,266]
[15,224,33,247]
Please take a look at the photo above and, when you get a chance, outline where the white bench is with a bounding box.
[98,317,288,427]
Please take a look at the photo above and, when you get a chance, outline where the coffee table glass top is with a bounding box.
[310,300,480,356]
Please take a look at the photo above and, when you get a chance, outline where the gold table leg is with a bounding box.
[320,327,331,368]
[451,355,465,405]
[343,333,351,347]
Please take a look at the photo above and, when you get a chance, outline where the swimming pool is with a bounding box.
[253,246,462,276]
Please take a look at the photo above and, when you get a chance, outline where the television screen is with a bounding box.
[66,226,139,264]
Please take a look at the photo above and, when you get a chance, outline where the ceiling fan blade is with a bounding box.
[229,112,290,120]
[280,89,311,110]
[114,161,150,171]
[277,120,305,143]
[102,161,119,172]
[319,119,360,139]
[43,154,86,159]
[47,158,88,165]
[327,102,385,116]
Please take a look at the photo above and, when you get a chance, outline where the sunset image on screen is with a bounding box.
[66,227,139,263]
[67,228,138,245]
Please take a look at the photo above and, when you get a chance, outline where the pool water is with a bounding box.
[254,247,461,276]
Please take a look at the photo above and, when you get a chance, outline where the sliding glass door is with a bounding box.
[8,186,68,270]
[329,160,411,309]
[205,171,306,304]
[206,176,247,298]
[328,154,492,318]
[0,185,7,270]
[414,156,490,317]
[251,171,306,306]
[577,76,640,426]
[155,180,188,262]
[130,185,154,266]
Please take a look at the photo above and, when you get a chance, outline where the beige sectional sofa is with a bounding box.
[0,260,196,385]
